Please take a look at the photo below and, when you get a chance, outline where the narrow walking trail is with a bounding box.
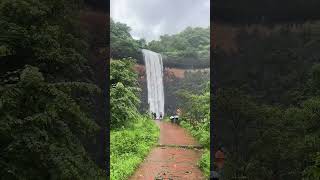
[130,121,205,180]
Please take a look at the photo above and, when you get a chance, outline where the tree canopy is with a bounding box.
[110,58,141,129]
[148,27,210,68]
[110,19,143,62]
[110,19,210,68]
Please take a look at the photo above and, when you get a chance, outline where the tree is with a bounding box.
[110,59,141,129]
[147,26,210,68]
[0,66,103,179]
[110,19,142,61]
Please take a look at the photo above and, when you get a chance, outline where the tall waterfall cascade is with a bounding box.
[142,49,165,118]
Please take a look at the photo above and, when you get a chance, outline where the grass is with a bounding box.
[110,116,159,180]
[180,120,210,178]
[199,149,210,177]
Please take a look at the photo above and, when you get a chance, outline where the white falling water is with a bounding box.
[142,49,165,118]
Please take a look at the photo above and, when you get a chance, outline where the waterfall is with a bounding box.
[142,49,165,118]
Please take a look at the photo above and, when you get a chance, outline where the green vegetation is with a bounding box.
[148,27,210,68]
[163,70,210,115]
[199,150,210,177]
[110,117,159,180]
[110,19,209,68]
[0,0,105,179]
[110,19,144,61]
[178,82,210,177]
[111,18,210,179]
[214,25,320,179]
[110,59,140,129]
[110,59,159,180]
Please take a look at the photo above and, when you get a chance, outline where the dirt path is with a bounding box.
[129,121,205,180]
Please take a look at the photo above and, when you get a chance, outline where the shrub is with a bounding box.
[199,150,210,177]
[110,59,141,129]
[110,117,159,180]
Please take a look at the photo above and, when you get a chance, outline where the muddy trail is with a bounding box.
[130,121,205,180]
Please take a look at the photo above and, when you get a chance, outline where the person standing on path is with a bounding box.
[176,108,181,116]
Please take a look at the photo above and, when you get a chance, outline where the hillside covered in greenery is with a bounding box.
[111,19,210,68]
[148,27,210,68]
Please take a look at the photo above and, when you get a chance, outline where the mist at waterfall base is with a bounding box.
[142,49,165,119]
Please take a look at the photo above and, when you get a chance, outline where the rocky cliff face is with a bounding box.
[134,64,209,115]
[135,64,187,79]
[134,64,187,113]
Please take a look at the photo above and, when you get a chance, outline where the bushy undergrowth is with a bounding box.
[199,150,210,177]
[110,117,159,180]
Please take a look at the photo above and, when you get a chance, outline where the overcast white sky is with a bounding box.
[111,0,210,42]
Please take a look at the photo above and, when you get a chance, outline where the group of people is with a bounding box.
[151,112,163,120]
[169,115,179,124]
[149,108,182,124]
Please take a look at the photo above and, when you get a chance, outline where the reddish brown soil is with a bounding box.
[164,67,186,79]
[158,122,199,146]
[129,121,205,180]
[135,64,209,80]
[135,64,187,79]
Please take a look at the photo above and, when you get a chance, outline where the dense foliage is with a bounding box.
[198,150,210,177]
[110,117,159,180]
[0,0,105,179]
[110,59,141,129]
[110,19,144,62]
[162,70,209,115]
[110,19,209,68]
[214,24,320,179]
[110,58,159,180]
[148,27,210,68]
